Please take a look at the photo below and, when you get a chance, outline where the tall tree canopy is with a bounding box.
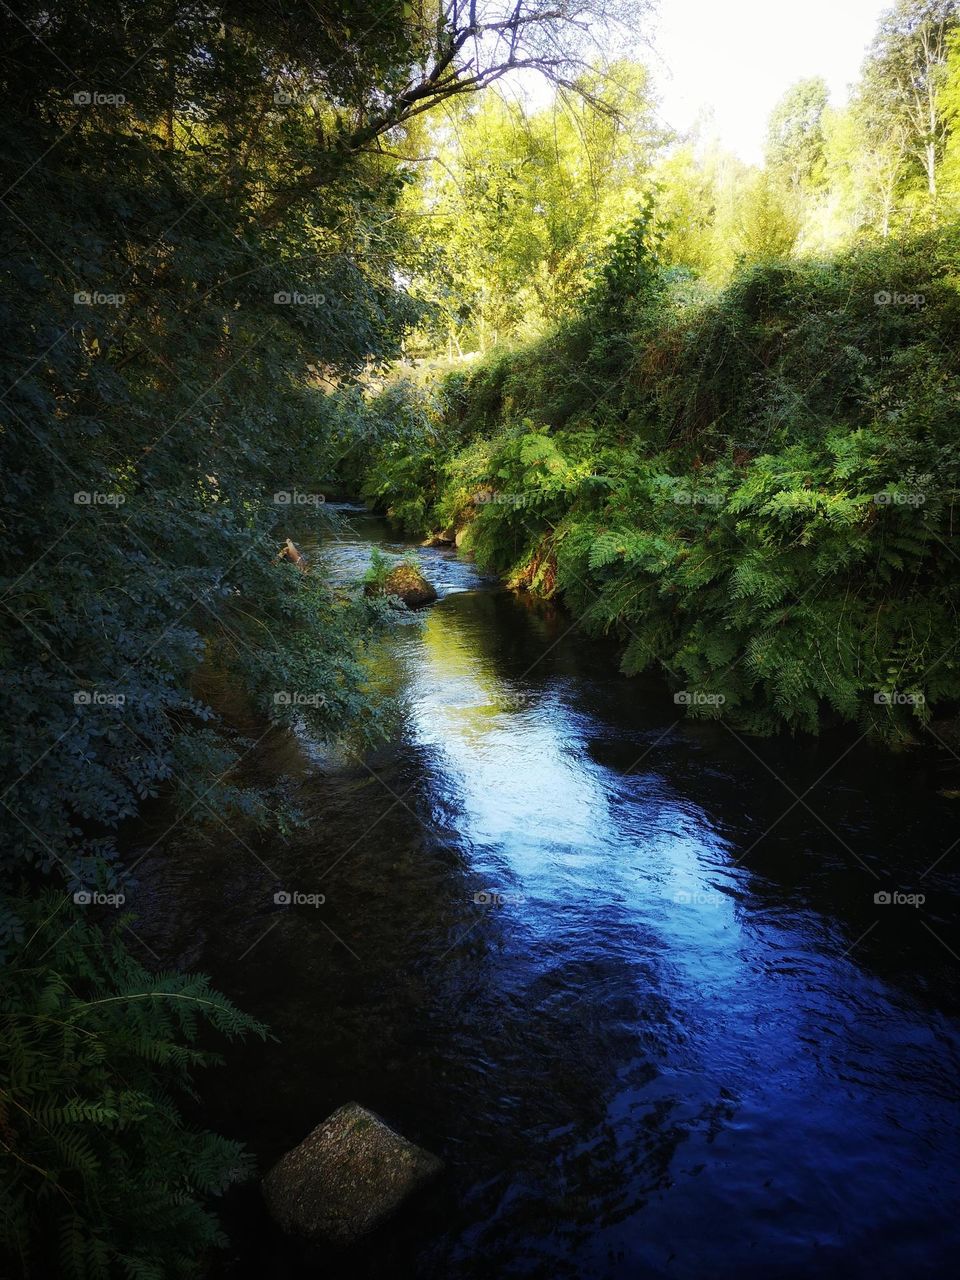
[404,59,663,351]
[765,77,829,190]
[859,0,959,200]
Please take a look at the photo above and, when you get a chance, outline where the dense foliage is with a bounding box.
[346,0,960,745]
[398,0,960,346]
[0,2,418,1269]
[402,62,663,351]
[351,219,960,743]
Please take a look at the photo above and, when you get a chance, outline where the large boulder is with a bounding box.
[365,561,437,608]
[262,1103,442,1246]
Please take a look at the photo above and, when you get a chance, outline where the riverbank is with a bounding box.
[343,228,960,747]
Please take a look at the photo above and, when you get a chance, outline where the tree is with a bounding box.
[938,27,960,195]
[728,170,802,264]
[256,0,650,226]
[765,77,830,191]
[860,0,959,202]
[405,60,663,351]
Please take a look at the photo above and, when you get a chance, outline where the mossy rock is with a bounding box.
[262,1103,442,1245]
[365,562,437,608]
[421,527,455,546]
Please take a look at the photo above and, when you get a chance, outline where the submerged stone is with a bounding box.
[262,1102,442,1245]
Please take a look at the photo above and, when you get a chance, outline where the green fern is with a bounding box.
[0,892,268,1279]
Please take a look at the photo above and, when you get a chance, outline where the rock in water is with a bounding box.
[365,562,437,609]
[384,562,437,608]
[421,527,454,547]
[262,1103,442,1245]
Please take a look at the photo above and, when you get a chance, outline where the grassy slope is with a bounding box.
[352,228,960,742]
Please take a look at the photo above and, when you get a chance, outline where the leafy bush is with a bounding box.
[362,547,392,589]
[348,378,460,530]
[0,894,267,1279]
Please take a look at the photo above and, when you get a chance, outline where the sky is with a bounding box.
[646,0,891,162]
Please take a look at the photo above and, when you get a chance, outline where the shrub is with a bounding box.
[0,893,268,1279]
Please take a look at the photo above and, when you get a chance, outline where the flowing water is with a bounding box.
[137,505,960,1280]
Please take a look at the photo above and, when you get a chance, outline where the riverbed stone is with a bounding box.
[262,1103,442,1245]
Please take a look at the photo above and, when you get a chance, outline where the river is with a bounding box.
[135,504,960,1280]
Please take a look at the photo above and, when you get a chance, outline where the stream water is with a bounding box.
[136,505,960,1279]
